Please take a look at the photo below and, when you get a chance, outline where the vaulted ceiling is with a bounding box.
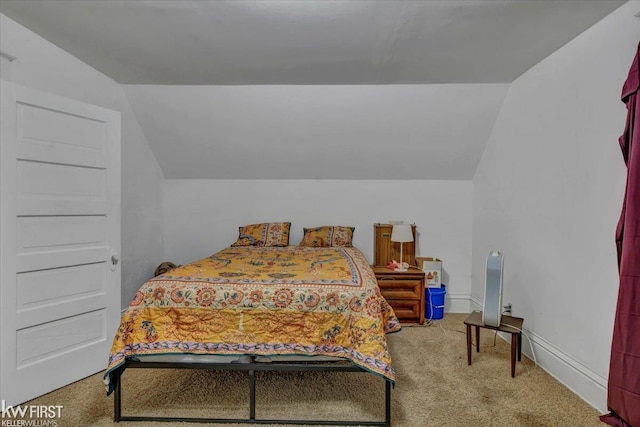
[0,0,626,179]
[122,84,509,179]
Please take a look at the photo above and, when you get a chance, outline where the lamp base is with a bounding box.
[394,267,408,272]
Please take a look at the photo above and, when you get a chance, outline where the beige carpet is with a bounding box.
[19,313,603,426]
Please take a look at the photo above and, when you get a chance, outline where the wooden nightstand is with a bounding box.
[372,266,425,325]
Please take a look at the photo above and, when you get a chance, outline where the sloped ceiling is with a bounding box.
[123,84,509,179]
[0,0,626,179]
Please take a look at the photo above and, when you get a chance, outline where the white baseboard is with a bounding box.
[470,295,482,311]
[445,293,473,313]
[521,329,607,412]
[464,295,607,412]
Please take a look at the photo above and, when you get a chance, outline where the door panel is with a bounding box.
[17,262,106,310]
[16,309,106,369]
[18,102,107,151]
[17,160,107,199]
[17,216,107,253]
[16,262,108,329]
[1,82,121,405]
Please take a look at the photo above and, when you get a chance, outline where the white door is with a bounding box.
[0,82,121,405]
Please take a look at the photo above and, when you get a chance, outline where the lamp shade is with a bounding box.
[391,224,413,243]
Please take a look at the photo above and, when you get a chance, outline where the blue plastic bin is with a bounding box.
[425,284,446,320]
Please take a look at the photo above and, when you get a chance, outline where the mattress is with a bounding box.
[129,354,342,363]
[105,245,400,394]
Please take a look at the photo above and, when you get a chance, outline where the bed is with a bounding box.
[105,235,401,425]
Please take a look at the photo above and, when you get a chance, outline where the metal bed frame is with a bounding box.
[112,359,392,426]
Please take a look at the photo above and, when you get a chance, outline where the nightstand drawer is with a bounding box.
[377,279,422,300]
[371,265,425,325]
[385,299,422,323]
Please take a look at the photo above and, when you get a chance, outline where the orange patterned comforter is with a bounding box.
[105,246,400,393]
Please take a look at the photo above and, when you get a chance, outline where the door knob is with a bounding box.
[109,249,120,271]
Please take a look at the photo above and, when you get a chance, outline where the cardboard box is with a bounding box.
[416,257,442,288]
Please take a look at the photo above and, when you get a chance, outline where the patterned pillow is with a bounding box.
[298,226,355,247]
[232,222,291,247]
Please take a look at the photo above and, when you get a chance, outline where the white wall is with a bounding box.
[472,0,640,412]
[0,14,165,309]
[164,179,473,312]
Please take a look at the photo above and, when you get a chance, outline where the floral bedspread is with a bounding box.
[105,246,401,394]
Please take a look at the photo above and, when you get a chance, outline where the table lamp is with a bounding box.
[391,224,413,272]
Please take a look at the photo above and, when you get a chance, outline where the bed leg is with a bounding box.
[249,369,256,421]
[113,369,122,422]
[385,380,391,427]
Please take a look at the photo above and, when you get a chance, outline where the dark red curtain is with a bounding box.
[601,42,640,427]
